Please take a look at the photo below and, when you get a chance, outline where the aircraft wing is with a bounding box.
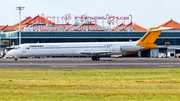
[80,51,111,55]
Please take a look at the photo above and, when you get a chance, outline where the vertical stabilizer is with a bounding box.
[137,27,171,50]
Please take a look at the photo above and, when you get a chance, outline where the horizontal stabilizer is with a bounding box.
[151,27,172,32]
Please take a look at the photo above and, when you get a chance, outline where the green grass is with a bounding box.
[0,68,180,101]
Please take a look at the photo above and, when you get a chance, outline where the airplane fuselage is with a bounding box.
[8,41,140,57]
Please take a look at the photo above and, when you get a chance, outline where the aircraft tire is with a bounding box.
[96,56,100,61]
[92,56,100,61]
[92,56,96,61]
[15,58,18,61]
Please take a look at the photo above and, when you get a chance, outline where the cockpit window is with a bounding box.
[14,46,21,50]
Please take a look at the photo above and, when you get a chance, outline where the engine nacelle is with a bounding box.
[121,46,144,52]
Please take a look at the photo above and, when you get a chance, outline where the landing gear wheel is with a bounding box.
[15,58,18,61]
[92,56,96,61]
[92,56,100,61]
[96,56,100,61]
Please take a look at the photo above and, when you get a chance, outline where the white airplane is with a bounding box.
[7,27,171,61]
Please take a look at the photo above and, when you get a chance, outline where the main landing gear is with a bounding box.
[92,56,100,61]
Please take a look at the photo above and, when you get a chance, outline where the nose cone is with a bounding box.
[7,50,15,56]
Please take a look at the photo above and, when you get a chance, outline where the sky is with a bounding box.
[0,0,180,29]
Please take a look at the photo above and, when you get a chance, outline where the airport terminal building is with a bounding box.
[1,15,180,58]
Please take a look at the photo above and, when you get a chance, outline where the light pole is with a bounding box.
[16,6,25,45]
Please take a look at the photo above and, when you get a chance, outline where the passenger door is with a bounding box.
[112,44,115,51]
[22,47,26,53]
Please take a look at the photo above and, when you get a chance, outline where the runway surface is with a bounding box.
[0,57,180,69]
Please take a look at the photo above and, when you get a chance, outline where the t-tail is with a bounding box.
[136,27,172,50]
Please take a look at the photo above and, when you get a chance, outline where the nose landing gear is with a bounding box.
[15,58,18,61]
[92,56,100,61]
